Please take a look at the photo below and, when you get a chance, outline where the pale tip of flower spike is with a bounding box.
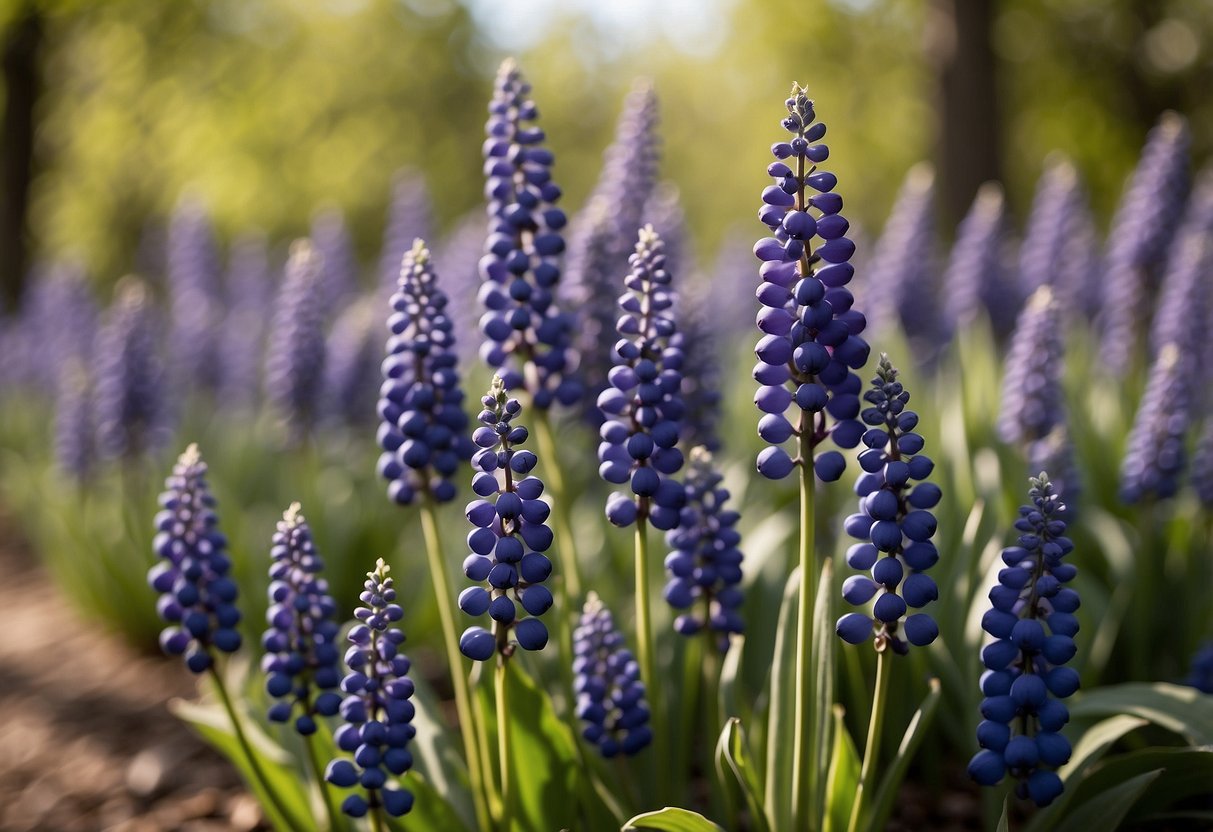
[180,442,202,466]
[371,557,390,580]
[637,223,659,246]
[1027,285,1055,312]
[973,182,1005,216]
[408,238,430,264]
[284,501,304,525]
[906,161,936,192]
[1158,110,1187,139]
[1157,342,1180,371]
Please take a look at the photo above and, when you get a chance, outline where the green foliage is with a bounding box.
[621,808,726,832]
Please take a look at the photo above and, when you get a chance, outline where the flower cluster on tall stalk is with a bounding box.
[325,559,417,822]
[378,170,433,298]
[220,232,272,409]
[573,593,652,757]
[1120,343,1191,503]
[1019,157,1097,318]
[53,359,94,480]
[969,474,1079,808]
[323,297,382,431]
[166,196,224,395]
[942,183,1010,338]
[312,206,360,313]
[752,83,869,829]
[265,240,328,440]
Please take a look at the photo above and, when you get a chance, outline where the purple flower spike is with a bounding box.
[377,240,473,506]
[1185,642,1213,693]
[479,59,580,410]
[312,206,360,313]
[94,278,169,460]
[149,444,242,673]
[1120,343,1191,503]
[674,291,723,452]
[167,196,224,394]
[11,260,97,394]
[378,170,433,298]
[263,503,343,735]
[597,226,686,531]
[1192,420,1213,508]
[458,377,555,661]
[434,212,491,367]
[752,84,870,482]
[1099,112,1191,374]
[867,164,939,344]
[1019,157,1096,319]
[53,359,94,480]
[968,474,1078,809]
[943,183,1010,337]
[836,355,940,653]
[220,232,272,409]
[573,593,652,758]
[663,447,744,650]
[323,297,381,431]
[266,240,328,439]
[326,559,415,819]
[1148,173,1213,363]
[645,183,687,283]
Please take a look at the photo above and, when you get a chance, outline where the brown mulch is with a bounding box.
[0,510,262,832]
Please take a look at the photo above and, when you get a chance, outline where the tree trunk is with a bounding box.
[0,7,43,308]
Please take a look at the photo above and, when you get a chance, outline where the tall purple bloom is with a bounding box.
[266,240,327,438]
[479,59,580,410]
[1192,420,1213,508]
[325,559,416,819]
[753,85,869,484]
[1148,174,1213,361]
[597,226,686,530]
[1120,343,1191,503]
[943,183,1009,337]
[263,503,343,735]
[12,260,97,394]
[94,278,168,460]
[434,211,490,367]
[53,359,93,479]
[645,182,687,282]
[662,447,744,650]
[674,291,723,452]
[1099,113,1191,374]
[167,196,224,394]
[148,444,242,673]
[969,474,1078,808]
[866,164,939,345]
[573,593,652,757]
[708,228,759,342]
[458,377,555,661]
[377,240,473,505]
[836,356,940,652]
[323,297,381,431]
[220,231,273,409]
[312,206,360,312]
[1019,157,1096,317]
[379,171,433,298]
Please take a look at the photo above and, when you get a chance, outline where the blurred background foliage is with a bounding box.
[0,0,1211,305]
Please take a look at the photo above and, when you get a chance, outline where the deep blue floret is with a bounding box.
[377,239,474,506]
[753,84,870,483]
[458,377,555,661]
[597,225,687,530]
[148,444,242,673]
[262,503,343,734]
[573,593,653,758]
[325,559,415,819]
[967,474,1078,808]
[836,355,940,653]
[1185,641,1213,694]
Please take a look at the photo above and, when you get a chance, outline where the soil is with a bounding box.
[0,508,264,832]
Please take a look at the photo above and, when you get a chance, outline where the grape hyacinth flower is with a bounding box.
[708,228,759,343]
[866,164,940,346]
[836,355,940,652]
[645,182,687,287]
[942,183,1010,337]
[1119,343,1192,503]
[434,211,492,367]
[663,447,744,650]
[94,277,169,460]
[377,239,473,505]
[53,359,94,480]
[1019,157,1093,312]
[1099,113,1191,374]
[458,377,555,661]
[597,225,686,530]
[968,474,1079,808]
[1191,419,1213,508]
[378,170,434,298]
[573,593,653,757]
[220,231,272,409]
[262,503,343,735]
[1185,642,1213,694]
[325,559,415,819]
[312,206,360,313]
[675,292,723,452]
[12,260,97,394]
[265,240,328,439]
[479,58,580,409]
[323,297,381,430]
[753,85,869,484]
[148,444,241,673]
[1148,195,1213,364]
[166,196,224,394]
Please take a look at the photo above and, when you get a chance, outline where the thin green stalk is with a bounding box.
[791,425,817,830]
[418,498,493,831]
[634,515,657,733]
[300,699,341,832]
[207,665,295,828]
[496,659,513,832]
[848,648,891,832]
[533,411,583,599]
[369,806,387,832]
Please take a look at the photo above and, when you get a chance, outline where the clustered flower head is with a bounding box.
[597,225,686,530]
[836,355,940,653]
[262,503,342,735]
[377,239,473,505]
[866,164,940,345]
[148,444,241,673]
[94,277,168,460]
[479,59,580,410]
[942,183,1010,337]
[265,240,328,437]
[325,559,416,819]
[53,359,94,480]
[1019,157,1096,318]
[379,170,434,298]
[311,206,359,313]
[969,474,1079,808]
[167,196,224,394]
[663,447,744,650]
[220,232,272,408]
[323,298,381,430]
[1119,343,1191,503]
[458,377,554,661]
[753,84,869,484]
[573,593,653,758]
[1186,641,1213,694]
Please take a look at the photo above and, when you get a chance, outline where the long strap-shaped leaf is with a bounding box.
[861,677,942,832]
[764,566,802,831]
[716,718,770,832]
[622,807,727,831]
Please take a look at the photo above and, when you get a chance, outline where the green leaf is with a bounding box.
[1065,746,1213,824]
[384,772,473,832]
[995,796,1010,832]
[719,634,745,722]
[863,677,942,832]
[170,697,313,832]
[1052,769,1163,832]
[810,559,837,823]
[1068,683,1213,745]
[763,566,801,832]
[822,707,859,832]
[407,672,475,830]
[715,718,768,832]
[621,807,727,831]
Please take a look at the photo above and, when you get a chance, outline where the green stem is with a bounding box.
[301,705,341,831]
[207,666,295,828]
[533,411,583,599]
[496,660,513,832]
[418,498,493,831]
[369,806,387,832]
[634,515,657,732]
[791,425,817,830]
[848,648,891,832]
